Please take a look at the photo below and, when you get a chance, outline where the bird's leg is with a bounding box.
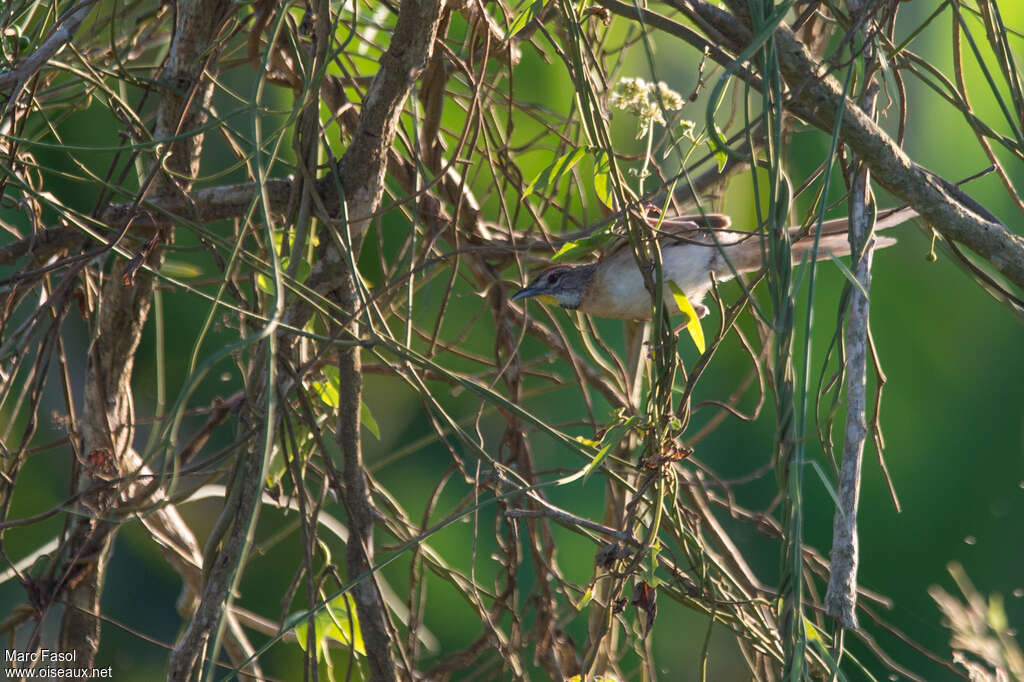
[623,320,649,409]
[672,302,708,335]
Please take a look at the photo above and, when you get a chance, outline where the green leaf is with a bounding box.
[803,615,824,645]
[550,230,615,264]
[580,416,635,482]
[256,257,311,294]
[801,614,845,676]
[361,400,380,440]
[161,259,203,278]
[808,459,843,513]
[667,281,706,355]
[648,541,662,587]
[592,149,613,208]
[707,124,728,172]
[523,147,586,199]
[312,366,340,408]
[827,251,870,300]
[551,240,585,262]
[312,370,380,439]
[582,443,611,482]
[265,448,287,486]
[506,0,544,39]
[577,586,593,609]
[293,593,366,660]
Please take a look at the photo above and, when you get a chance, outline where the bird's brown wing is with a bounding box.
[603,212,736,258]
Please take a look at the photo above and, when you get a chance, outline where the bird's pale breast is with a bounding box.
[580,243,721,320]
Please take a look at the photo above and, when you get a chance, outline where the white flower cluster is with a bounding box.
[609,77,685,137]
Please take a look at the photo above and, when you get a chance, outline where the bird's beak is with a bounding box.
[510,286,539,302]
[512,287,559,306]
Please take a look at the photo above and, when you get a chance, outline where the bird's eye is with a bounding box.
[546,271,561,285]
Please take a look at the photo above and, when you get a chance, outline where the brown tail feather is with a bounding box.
[720,206,917,275]
[789,233,898,268]
[812,205,918,237]
[724,232,899,275]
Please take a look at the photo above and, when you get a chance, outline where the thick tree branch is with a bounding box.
[826,85,878,629]
[168,445,264,681]
[58,0,238,676]
[58,254,152,672]
[326,1,447,680]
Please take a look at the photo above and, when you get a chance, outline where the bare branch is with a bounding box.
[0,0,97,93]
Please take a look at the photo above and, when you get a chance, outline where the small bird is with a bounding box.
[511,207,917,321]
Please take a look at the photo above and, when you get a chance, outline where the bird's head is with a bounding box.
[511,263,595,310]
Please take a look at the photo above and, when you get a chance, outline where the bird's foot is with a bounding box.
[672,303,708,335]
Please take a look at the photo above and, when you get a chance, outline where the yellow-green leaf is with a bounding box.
[707,124,728,172]
[312,366,340,408]
[361,400,380,440]
[582,443,611,482]
[668,281,706,354]
[265,449,286,487]
[506,0,544,39]
[523,147,586,199]
[256,257,311,294]
[579,416,634,482]
[161,259,203,278]
[552,240,583,262]
[648,540,661,587]
[803,615,824,644]
[592,149,613,208]
[293,593,366,659]
[551,230,614,264]
[827,251,870,300]
[312,371,380,439]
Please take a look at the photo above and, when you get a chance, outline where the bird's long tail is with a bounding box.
[722,206,918,275]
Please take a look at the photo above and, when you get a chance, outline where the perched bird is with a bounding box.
[511,207,918,321]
